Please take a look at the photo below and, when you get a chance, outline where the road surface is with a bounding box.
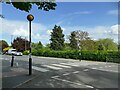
[1,55,120,89]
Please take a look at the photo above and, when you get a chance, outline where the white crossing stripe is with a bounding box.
[73,71,79,74]
[63,73,70,76]
[60,63,79,67]
[32,66,49,72]
[42,65,62,70]
[83,69,89,72]
[52,64,71,68]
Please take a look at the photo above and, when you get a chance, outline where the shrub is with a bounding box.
[31,48,120,63]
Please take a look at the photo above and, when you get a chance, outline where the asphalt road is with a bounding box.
[1,55,120,89]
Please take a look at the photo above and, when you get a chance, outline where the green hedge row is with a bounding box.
[23,49,120,63]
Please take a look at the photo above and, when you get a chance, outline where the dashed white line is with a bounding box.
[52,77,82,86]
[52,77,94,88]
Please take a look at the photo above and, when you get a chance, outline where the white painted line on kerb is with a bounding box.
[32,66,49,72]
[83,69,89,72]
[60,63,79,67]
[42,65,62,70]
[52,64,71,68]
[63,73,70,76]
[73,71,79,74]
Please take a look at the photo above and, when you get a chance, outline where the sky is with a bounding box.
[0,2,119,45]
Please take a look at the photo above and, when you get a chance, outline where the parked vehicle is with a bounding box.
[7,49,23,56]
[16,52,23,56]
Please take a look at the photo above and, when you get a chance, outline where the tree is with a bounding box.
[69,30,90,50]
[0,14,4,18]
[32,41,43,49]
[12,37,29,52]
[4,1,57,12]
[96,38,118,51]
[80,39,96,51]
[50,25,65,50]
[97,44,105,51]
[69,31,78,50]
[0,40,9,52]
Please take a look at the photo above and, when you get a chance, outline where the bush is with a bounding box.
[31,48,120,63]
[23,50,29,55]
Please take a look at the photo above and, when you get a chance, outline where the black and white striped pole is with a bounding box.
[27,14,34,75]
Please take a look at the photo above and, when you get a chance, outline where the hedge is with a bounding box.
[23,49,120,63]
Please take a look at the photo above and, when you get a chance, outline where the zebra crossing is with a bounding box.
[32,62,88,72]
[32,62,118,73]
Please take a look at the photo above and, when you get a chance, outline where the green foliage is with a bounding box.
[96,38,118,51]
[50,25,65,50]
[31,49,120,63]
[98,44,105,51]
[69,31,78,50]
[12,37,29,52]
[0,40,9,51]
[32,41,43,50]
[69,30,90,50]
[23,50,29,55]
[5,2,57,12]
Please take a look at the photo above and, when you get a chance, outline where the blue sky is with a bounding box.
[1,2,119,45]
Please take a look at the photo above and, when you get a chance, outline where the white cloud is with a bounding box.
[12,27,28,37]
[63,25,118,43]
[74,11,92,15]
[1,19,50,45]
[107,10,118,15]
[47,30,52,35]
[110,24,119,35]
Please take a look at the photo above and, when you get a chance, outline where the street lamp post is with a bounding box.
[27,14,34,75]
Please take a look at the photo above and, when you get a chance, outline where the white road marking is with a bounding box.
[60,63,79,67]
[73,71,79,74]
[32,66,49,72]
[99,67,103,68]
[83,69,89,72]
[42,65,62,70]
[85,85,94,88]
[51,76,60,78]
[105,66,108,68]
[5,58,9,60]
[92,68,97,69]
[108,66,112,67]
[63,73,70,76]
[52,64,71,68]
[52,77,94,88]
[52,77,82,86]
[16,63,18,66]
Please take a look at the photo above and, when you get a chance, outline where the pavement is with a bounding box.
[1,55,120,90]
